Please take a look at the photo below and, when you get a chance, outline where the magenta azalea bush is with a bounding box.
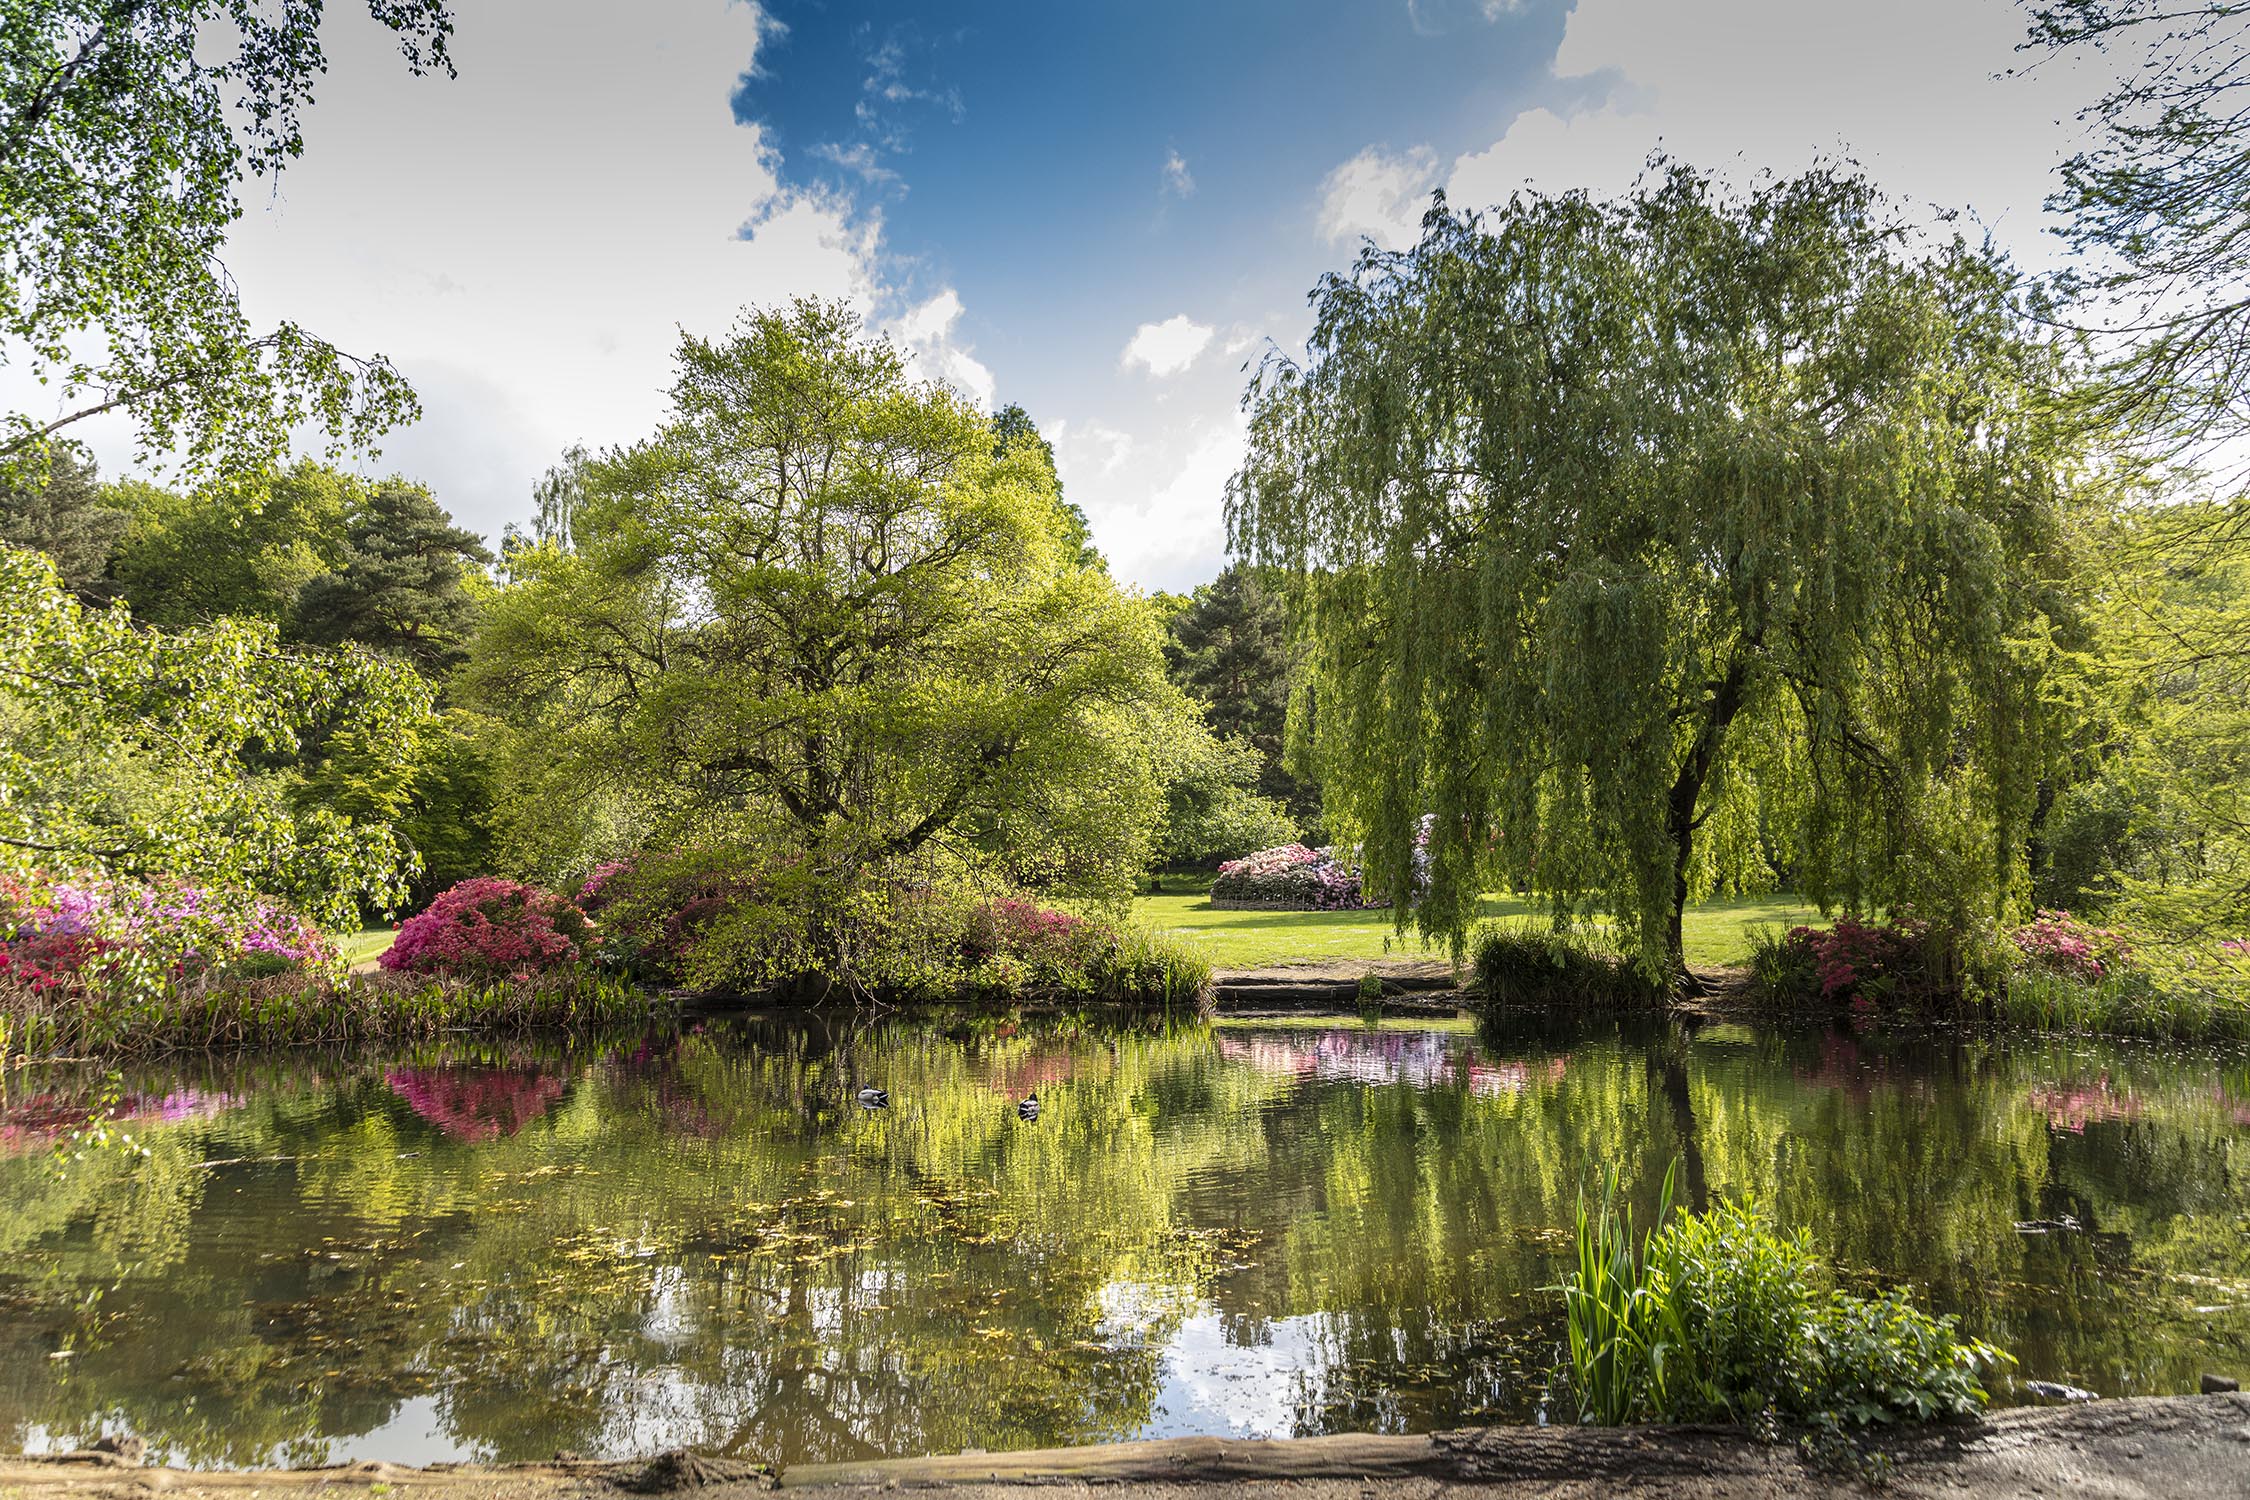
[1212,843,1383,910]
[381,877,593,979]
[0,873,334,997]
[2010,910,2130,982]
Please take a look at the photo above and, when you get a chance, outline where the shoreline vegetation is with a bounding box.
[8,880,2247,1059]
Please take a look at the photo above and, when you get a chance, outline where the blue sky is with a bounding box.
[5,0,2105,588]
[738,0,1575,358]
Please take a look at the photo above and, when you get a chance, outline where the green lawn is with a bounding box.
[1132,892,1818,971]
[336,928,395,967]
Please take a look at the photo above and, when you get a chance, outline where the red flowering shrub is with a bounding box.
[576,852,764,983]
[1763,916,1951,1014]
[380,878,593,979]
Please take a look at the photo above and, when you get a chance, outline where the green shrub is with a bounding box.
[1651,1199,1822,1420]
[1807,1289,2001,1427]
[1474,922,1664,1008]
[587,849,1212,1008]
[1559,1167,2009,1429]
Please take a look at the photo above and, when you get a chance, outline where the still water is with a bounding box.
[1,1012,2245,1469]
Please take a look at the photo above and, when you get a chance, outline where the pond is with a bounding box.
[1,1011,2245,1470]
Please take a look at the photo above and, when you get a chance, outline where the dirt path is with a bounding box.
[6,1394,2245,1500]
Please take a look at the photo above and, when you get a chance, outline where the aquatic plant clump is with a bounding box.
[1561,1166,2010,1430]
[1211,843,1382,910]
[381,877,595,979]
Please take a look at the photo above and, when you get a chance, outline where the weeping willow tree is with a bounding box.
[1230,165,2104,979]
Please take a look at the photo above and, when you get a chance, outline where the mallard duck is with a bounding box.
[1016,1092,1040,1122]
[856,1087,890,1110]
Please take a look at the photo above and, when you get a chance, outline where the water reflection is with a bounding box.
[0,1013,2244,1469]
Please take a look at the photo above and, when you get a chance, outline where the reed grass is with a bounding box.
[0,968,662,1058]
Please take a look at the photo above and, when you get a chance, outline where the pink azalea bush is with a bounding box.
[380,877,593,979]
[1212,843,1383,910]
[2009,910,2130,983]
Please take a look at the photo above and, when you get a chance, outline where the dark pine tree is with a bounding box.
[295,480,494,677]
[1166,564,1317,823]
[0,445,128,602]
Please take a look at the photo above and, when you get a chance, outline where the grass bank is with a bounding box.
[1135,891,1815,971]
[337,927,397,966]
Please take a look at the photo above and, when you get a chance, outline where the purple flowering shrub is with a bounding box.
[2010,910,2130,982]
[380,877,593,979]
[1212,843,1384,910]
[0,873,335,997]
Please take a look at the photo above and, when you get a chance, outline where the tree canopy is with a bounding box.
[1231,166,2104,976]
[0,0,453,483]
[107,462,353,629]
[470,299,1194,906]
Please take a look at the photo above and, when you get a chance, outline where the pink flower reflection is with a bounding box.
[385,1065,568,1142]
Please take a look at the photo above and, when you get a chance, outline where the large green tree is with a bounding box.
[992,403,1102,571]
[1,0,452,483]
[469,299,1193,905]
[1231,167,2101,977]
[106,461,353,628]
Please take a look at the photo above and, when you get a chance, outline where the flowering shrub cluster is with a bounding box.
[380,877,593,980]
[1212,843,1382,910]
[0,874,334,997]
[2009,910,2130,982]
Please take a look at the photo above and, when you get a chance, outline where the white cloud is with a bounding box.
[891,288,996,409]
[808,140,899,185]
[1451,0,2096,262]
[1061,412,1247,590]
[1121,314,1215,378]
[1050,418,1135,479]
[1316,145,1439,251]
[22,0,998,542]
[1163,148,1195,198]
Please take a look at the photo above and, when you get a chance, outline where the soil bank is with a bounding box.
[6,1393,2246,1500]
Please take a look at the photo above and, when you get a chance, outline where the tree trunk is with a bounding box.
[1663,656,1751,988]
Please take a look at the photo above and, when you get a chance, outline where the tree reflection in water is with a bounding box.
[0,1014,2242,1469]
